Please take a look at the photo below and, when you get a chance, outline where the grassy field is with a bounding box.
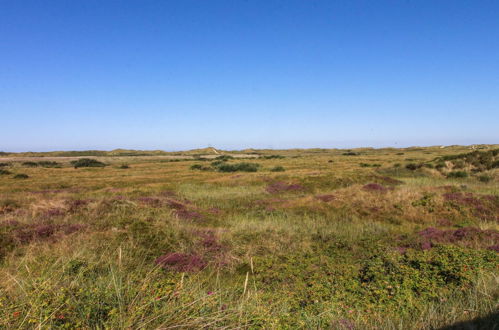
[0,145,498,329]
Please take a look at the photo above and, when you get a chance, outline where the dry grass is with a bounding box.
[0,145,498,328]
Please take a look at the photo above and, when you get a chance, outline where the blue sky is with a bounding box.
[1,0,498,151]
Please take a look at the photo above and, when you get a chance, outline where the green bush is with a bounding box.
[217,162,260,172]
[214,155,233,161]
[447,171,468,178]
[190,164,203,170]
[270,166,285,172]
[190,164,210,171]
[210,160,224,167]
[119,164,130,169]
[360,163,381,168]
[22,161,38,167]
[0,163,9,167]
[71,158,106,168]
[0,169,11,175]
[38,161,61,168]
[477,174,492,183]
[405,163,420,171]
[262,155,285,159]
[13,173,29,179]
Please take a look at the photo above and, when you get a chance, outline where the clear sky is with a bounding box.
[1,0,498,151]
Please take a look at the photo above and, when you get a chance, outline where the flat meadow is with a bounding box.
[0,146,498,329]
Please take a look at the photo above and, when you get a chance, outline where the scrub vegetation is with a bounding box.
[0,145,498,329]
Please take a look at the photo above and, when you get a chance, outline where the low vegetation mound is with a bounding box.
[266,182,304,194]
[71,158,106,168]
[155,253,207,272]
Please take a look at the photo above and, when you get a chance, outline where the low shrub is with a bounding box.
[0,163,9,167]
[214,155,233,161]
[119,164,130,169]
[71,158,106,168]
[217,162,260,172]
[405,163,421,171]
[0,169,12,175]
[270,166,285,172]
[342,151,359,156]
[477,175,492,183]
[22,161,38,167]
[360,163,381,168]
[447,171,468,178]
[13,174,29,179]
[190,164,211,171]
[38,161,61,168]
[210,160,224,167]
[262,155,285,159]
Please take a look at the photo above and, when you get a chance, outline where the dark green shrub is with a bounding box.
[477,175,492,183]
[447,171,468,178]
[38,161,61,168]
[0,163,9,167]
[22,161,38,167]
[360,163,381,168]
[190,164,210,171]
[342,151,359,156]
[210,160,224,167]
[217,162,260,172]
[270,166,285,172]
[190,164,203,170]
[405,163,420,171]
[119,164,130,169]
[13,173,29,179]
[0,169,11,175]
[71,158,106,168]
[435,162,446,170]
[262,155,285,159]
[214,155,233,161]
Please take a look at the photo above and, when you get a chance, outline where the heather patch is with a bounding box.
[43,208,67,218]
[174,208,203,221]
[66,199,91,213]
[398,227,499,251]
[266,182,304,194]
[362,183,387,192]
[155,253,207,272]
[0,200,20,214]
[136,196,163,208]
[315,194,336,202]
[1,221,86,247]
[373,175,404,185]
[443,192,499,221]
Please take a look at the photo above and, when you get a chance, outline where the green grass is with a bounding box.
[0,145,498,328]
